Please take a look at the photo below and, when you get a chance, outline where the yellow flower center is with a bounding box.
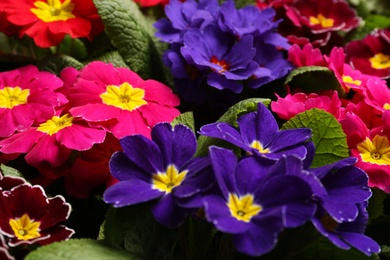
[342,75,361,86]
[37,114,73,135]
[384,103,390,110]
[100,82,147,111]
[31,0,75,22]
[369,53,390,70]
[0,86,29,109]
[152,165,188,193]
[9,214,41,241]
[357,135,390,165]
[227,193,262,222]
[250,140,270,153]
[309,13,334,28]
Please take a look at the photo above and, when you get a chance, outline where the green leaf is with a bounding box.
[281,108,349,167]
[0,164,24,179]
[365,15,390,30]
[58,35,87,61]
[234,0,256,8]
[293,236,380,260]
[93,0,169,84]
[95,50,129,68]
[171,112,196,133]
[25,239,140,260]
[103,203,180,259]
[285,66,343,96]
[37,54,83,75]
[195,98,270,157]
[367,188,388,223]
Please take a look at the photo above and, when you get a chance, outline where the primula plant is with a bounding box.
[1,0,390,259]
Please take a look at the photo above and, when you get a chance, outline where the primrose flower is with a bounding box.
[285,0,360,34]
[199,102,312,160]
[309,159,379,255]
[203,147,315,256]
[134,0,169,7]
[271,91,344,121]
[0,0,104,48]
[346,29,390,79]
[65,61,181,139]
[0,177,74,246]
[181,24,258,93]
[104,123,213,228]
[0,65,62,138]
[0,112,106,169]
[341,112,390,193]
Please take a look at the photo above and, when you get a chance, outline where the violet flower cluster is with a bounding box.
[154,0,293,104]
[104,103,379,257]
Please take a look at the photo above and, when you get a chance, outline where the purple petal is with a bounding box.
[103,179,163,207]
[119,135,164,173]
[207,72,244,93]
[110,151,151,182]
[152,194,193,228]
[209,146,238,197]
[152,123,196,168]
[338,232,380,256]
[269,128,312,152]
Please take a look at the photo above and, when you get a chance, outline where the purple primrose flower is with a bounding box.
[199,102,313,160]
[103,122,213,228]
[203,146,316,256]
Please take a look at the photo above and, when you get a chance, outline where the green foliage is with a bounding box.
[0,164,24,179]
[25,239,140,260]
[284,66,344,96]
[103,203,179,260]
[367,188,388,223]
[195,98,270,157]
[92,0,170,84]
[282,108,349,168]
[171,111,196,133]
[58,36,87,61]
[37,54,83,75]
[95,50,129,68]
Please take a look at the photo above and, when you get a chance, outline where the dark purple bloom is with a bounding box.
[249,40,293,89]
[312,203,380,256]
[154,0,219,43]
[310,158,372,222]
[203,147,315,256]
[103,123,213,228]
[199,102,313,161]
[218,0,279,38]
[308,158,379,255]
[181,25,259,93]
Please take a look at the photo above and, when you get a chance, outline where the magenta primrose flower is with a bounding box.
[64,61,181,139]
[0,173,74,247]
[0,65,63,137]
[0,113,106,168]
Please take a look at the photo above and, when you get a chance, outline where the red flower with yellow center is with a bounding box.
[0,181,74,246]
[0,0,104,47]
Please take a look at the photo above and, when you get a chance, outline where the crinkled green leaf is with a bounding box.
[37,54,83,75]
[365,15,390,30]
[171,111,195,134]
[195,98,270,157]
[25,239,140,260]
[285,66,343,96]
[93,0,170,84]
[95,50,129,68]
[281,108,349,167]
[0,164,24,179]
[104,203,180,259]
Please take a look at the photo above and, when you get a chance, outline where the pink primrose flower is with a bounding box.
[65,61,181,139]
[0,65,63,137]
